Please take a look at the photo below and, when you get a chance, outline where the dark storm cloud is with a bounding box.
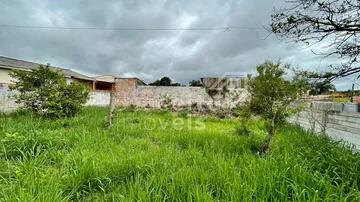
[0,0,353,89]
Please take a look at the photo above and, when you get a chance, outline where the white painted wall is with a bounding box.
[0,87,21,113]
[1,87,111,113]
[0,68,14,85]
[86,91,110,106]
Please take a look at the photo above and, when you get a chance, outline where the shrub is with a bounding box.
[123,104,137,112]
[9,65,89,118]
[214,109,227,119]
[160,96,173,110]
[178,110,189,118]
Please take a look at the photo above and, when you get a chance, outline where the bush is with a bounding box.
[9,65,89,118]
[178,109,189,118]
[160,96,173,110]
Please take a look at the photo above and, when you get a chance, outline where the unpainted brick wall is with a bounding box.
[113,78,249,109]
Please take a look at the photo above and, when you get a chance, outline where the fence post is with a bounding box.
[108,84,115,129]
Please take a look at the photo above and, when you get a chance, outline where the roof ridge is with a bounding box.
[0,55,43,66]
[0,55,72,70]
[0,55,95,81]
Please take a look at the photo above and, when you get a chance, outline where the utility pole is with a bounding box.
[350,83,355,103]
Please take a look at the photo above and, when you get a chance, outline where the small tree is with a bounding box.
[247,62,302,154]
[10,65,89,118]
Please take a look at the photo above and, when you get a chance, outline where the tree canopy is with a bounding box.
[189,80,203,87]
[271,0,360,82]
[10,65,89,118]
[149,77,181,86]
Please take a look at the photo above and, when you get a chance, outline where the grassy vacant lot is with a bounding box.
[0,107,359,201]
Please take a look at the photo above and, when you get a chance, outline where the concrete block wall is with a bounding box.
[288,101,360,150]
[113,78,249,109]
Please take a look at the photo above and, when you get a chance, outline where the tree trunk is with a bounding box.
[259,118,276,155]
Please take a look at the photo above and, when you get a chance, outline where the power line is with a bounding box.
[0,24,264,31]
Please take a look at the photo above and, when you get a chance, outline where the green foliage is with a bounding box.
[177,109,189,118]
[332,96,351,103]
[189,80,203,87]
[247,61,304,153]
[0,108,359,201]
[248,61,301,123]
[292,70,337,95]
[236,104,252,136]
[9,65,89,118]
[310,82,336,95]
[160,95,173,110]
[149,77,181,86]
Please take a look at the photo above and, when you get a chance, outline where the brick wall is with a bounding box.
[353,96,360,104]
[113,78,249,109]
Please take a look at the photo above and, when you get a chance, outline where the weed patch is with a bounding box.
[0,108,359,201]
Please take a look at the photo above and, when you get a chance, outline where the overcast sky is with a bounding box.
[0,0,356,90]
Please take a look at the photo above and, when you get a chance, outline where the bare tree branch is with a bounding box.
[271,0,360,81]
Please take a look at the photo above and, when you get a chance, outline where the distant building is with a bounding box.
[93,75,146,88]
[0,56,113,91]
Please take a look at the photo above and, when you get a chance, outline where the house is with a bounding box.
[0,56,113,91]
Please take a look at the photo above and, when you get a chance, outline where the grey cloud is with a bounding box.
[0,0,353,89]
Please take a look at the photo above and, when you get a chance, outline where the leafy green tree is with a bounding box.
[247,61,303,154]
[149,77,171,86]
[9,65,89,118]
[149,77,181,86]
[189,80,203,87]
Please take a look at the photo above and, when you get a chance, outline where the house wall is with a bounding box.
[288,102,360,150]
[0,68,13,85]
[0,87,21,112]
[0,86,111,113]
[86,91,111,106]
[114,78,249,109]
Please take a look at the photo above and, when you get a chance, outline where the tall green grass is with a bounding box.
[0,107,359,201]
